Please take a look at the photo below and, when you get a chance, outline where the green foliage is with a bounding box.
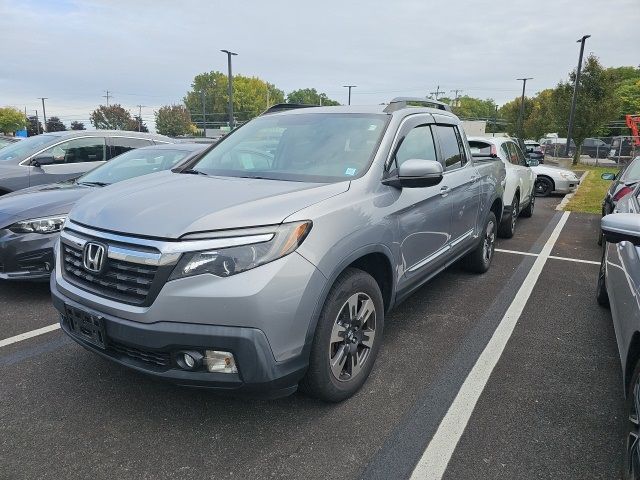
[0,107,27,134]
[27,115,42,136]
[615,79,640,116]
[451,96,497,119]
[90,104,137,130]
[133,115,149,133]
[70,121,85,130]
[46,116,66,132]
[286,88,340,106]
[183,71,285,127]
[155,105,193,137]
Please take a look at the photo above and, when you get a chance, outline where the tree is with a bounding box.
[70,121,85,130]
[0,107,27,134]
[46,116,66,132]
[183,71,285,128]
[90,104,135,130]
[451,96,497,119]
[286,88,340,106]
[155,105,193,137]
[133,115,149,133]
[26,115,43,136]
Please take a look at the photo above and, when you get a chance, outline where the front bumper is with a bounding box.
[553,177,580,194]
[53,284,309,397]
[0,228,56,280]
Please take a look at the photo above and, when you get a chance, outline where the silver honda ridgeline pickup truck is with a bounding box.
[51,99,506,401]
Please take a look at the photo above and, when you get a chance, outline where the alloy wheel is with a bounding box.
[628,377,640,479]
[483,219,496,263]
[329,292,376,382]
[511,200,519,231]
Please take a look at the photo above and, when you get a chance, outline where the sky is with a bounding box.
[1,0,638,132]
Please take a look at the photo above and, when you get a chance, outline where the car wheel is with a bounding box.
[464,211,497,273]
[535,177,554,197]
[624,362,640,479]
[498,197,519,239]
[596,250,610,308]
[302,268,384,402]
[521,192,535,218]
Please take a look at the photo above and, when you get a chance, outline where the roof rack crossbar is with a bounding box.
[383,97,452,113]
[261,103,317,115]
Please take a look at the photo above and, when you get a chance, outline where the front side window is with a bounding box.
[435,125,464,170]
[512,143,527,166]
[505,142,521,165]
[0,134,60,162]
[34,137,106,164]
[193,113,388,183]
[393,125,437,169]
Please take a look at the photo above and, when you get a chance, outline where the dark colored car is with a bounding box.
[0,143,207,280]
[581,137,610,158]
[596,186,640,477]
[542,138,609,158]
[524,141,544,163]
[0,130,173,195]
[0,135,20,149]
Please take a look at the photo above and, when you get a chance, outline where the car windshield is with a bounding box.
[192,113,388,183]
[78,148,194,185]
[0,134,60,162]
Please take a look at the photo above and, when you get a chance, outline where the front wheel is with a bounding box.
[596,250,609,307]
[624,362,640,479]
[302,268,384,402]
[535,177,554,197]
[464,211,497,273]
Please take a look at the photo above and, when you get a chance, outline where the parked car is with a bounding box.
[609,136,638,161]
[468,136,536,238]
[528,160,580,196]
[0,135,20,149]
[0,143,207,281]
[524,140,544,164]
[51,98,506,401]
[601,156,640,217]
[581,137,610,158]
[596,186,640,477]
[0,130,173,195]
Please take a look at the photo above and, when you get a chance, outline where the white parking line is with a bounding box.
[496,248,599,265]
[410,211,571,480]
[0,323,60,348]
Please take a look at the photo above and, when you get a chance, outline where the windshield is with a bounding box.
[0,134,60,162]
[79,148,194,185]
[192,113,388,183]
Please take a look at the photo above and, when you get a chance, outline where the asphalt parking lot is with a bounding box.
[0,196,625,480]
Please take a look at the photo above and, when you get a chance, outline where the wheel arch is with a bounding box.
[625,332,640,395]
[537,174,556,190]
[490,196,503,225]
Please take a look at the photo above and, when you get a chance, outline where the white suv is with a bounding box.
[468,136,536,238]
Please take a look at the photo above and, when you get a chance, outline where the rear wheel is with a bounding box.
[535,177,554,197]
[521,191,535,218]
[302,268,384,402]
[464,211,497,273]
[596,250,609,307]
[498,196,519,238]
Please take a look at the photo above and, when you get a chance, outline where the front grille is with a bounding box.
[62,241,160,305]
[110,341,171,367]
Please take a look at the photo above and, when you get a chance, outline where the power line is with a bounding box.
[103,90,112,106]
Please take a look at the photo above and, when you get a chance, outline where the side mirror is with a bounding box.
[31,155,57,167]
[471,152,498,159]
[528,158,540,167]
[601,172,616,181]
[602,213,640,246]
[383,159,443,188]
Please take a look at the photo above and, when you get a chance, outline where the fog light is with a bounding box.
[204,350,237,374]
[176,350,203,371]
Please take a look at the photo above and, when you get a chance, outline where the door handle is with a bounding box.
[471,175,480,183]
[440,185,450,196]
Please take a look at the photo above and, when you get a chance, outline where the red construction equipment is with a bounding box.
[626,114,640,146]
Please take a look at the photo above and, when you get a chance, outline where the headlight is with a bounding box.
[559,172,577,180]
[168,221,312,280]
[8,215,67,234]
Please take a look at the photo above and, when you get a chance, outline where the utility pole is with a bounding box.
[566,34,591,158]
[266,88,270,109]
[492,105,498,137]
[38,97,48,131]
[103,90,111,106]
[516,78,533,140]
[136,105,145,132]
[343,85,357,105]
[221,49,238,129]
[450,89,462,107]
[200,90,207,135]
[35,110,40,134]
[429,85,443,100]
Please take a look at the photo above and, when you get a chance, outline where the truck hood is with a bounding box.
[68,171,350,239]
[0,182,94,228]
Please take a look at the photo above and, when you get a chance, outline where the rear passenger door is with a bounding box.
[506,141,534,206]
[107,137,154,159]
[432,119,481,248]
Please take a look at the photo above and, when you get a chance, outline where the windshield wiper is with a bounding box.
[181,169,208,176]
[77,181,110,187]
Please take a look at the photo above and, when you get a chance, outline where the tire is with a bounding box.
[498,196,519,239]
[521,191,535,218]
[301,268,384,402]
[535,176,554,197]
[596,249,609,308]
[464,211,497,273]
[624,361,640,479]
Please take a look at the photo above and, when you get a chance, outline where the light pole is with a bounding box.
[516,78,532,140]
[136,105,145,132]
[221,49,238,129]
[38,97,48,131]
[565,34,591,158]
[343,85,357,105]
[200,90,207,135]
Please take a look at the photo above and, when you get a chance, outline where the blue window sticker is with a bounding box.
[345,168,357,176]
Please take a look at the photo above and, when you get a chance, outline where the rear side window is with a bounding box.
[435,125,466,170]
[469,141,492,155]
[505,142,521,165]
[34,137,106,164]
[109,137,153,158]
[394,125,437,169]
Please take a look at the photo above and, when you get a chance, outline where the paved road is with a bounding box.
[0,196,625,480]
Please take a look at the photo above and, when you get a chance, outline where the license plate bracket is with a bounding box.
[65,305,107,350]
